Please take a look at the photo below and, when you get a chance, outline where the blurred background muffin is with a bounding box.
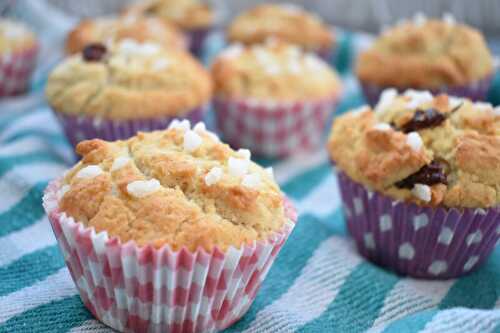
[227,3,334,60]
[124,0,216,56]
[356,13,495,105]
[46,39,212,148]
[212,40,342,157]
[65,15,186,55]
[0,19,38,97]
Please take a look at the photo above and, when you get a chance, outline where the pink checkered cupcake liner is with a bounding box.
[0,44,38,97]
[53,105,208,148]
[43,179,296,333]
[214,96,339,158]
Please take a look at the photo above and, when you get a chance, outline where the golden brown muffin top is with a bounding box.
[227,3,333,52]
[46,40,212,120]
[0,19,36,53]
[57,123,287,251]
[356,14,494,88]
[211,41,342,101]
[124,0,214,30]
[65,16,185,55]
[328,89,500,209]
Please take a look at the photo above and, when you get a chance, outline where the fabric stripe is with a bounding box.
[0,295,91,333]
[0,137,53,156]
[0,181,48,238]
[272,149,327,185]
[3,129,66,146]
[381,309,437,333]
[297,173,341,218]
[281,162,330,200]
[0,153,64,178]
[419,308,500,333]
[297,263,399,333]
[0,217,55,267]
[224,211,335,332]
[439,269,499,310]
[0,110,59,142]
[0,268,77,324]
[0,163,66,213]
[242,236,362,332]
[0,245,64,297]
[369,279,455,333]
[68,320,110,333]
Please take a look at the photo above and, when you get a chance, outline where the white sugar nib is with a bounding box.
[265,167,274,179]
[193,122,206,132]
[127,179,161,198]
[228,157,250,178]
[242,173,261,189]
[183,130,203,152]
[411,184,431,202]
[204,167,223,186]
[375,88,397,113]
[237,148,251,160]
[169,119,191,131]
[76,165,103,179]
[111,156,131,171]
[404,89,433,109]
[56,185,70,200]
[406,132,423,151]
[373,123,391,131]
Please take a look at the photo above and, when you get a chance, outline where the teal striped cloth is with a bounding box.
[0,32,499,333]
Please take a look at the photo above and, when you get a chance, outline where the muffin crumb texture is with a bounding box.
[356,15,493,88]
[124,0,214,30]
[45,39,212,120]
[328,90,500,208]
[58,123,287,251]
[212,41,341,101]
[227,3,333,52]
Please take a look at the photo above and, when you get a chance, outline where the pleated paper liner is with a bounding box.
[43,179,296,333]
[0,43,38,97]
[360,75,493,107]
[213,96,339,158]
[336,171,500,279]
[53,105,208,148]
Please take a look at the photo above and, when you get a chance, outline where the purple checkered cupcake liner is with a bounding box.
[360,75,493,107]
[53,105,207,148]
[336,171,500,279]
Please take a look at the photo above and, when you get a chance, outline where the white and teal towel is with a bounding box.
[0,30,499,333]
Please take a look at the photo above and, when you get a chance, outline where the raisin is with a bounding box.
[400,108,446,133]
[395,161,448,189]
[82,43,107,62]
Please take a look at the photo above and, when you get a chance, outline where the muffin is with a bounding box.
[65,15,186,55]
[212,41,342,157]
[328,89,500,278]
[356,13,494,105]
[124,0,216,56]
[46,39,212,147]
[43,124,296,332]
[227,3,334,60]
[0,19,38,97]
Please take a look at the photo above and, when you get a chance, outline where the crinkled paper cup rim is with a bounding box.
[359,74,494,106]
[0,43,39,97]
[43,179,296,332]
[336,171,500,279]
[213,94,340,158]
[52,104,208,148]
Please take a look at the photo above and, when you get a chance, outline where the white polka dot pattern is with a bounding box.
[437,227,454,246]
[463,256,479,272]
[398,243,415,260]
[379,215,392,232]
[428,261,448,276]
[353,197,363,216]
[466,230,483,246]
[412,214,429,231]
[363,233,375,250]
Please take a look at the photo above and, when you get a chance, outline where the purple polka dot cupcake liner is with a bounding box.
[53,105,207,148]
[337,171,500,279]
[360,75,493,107]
